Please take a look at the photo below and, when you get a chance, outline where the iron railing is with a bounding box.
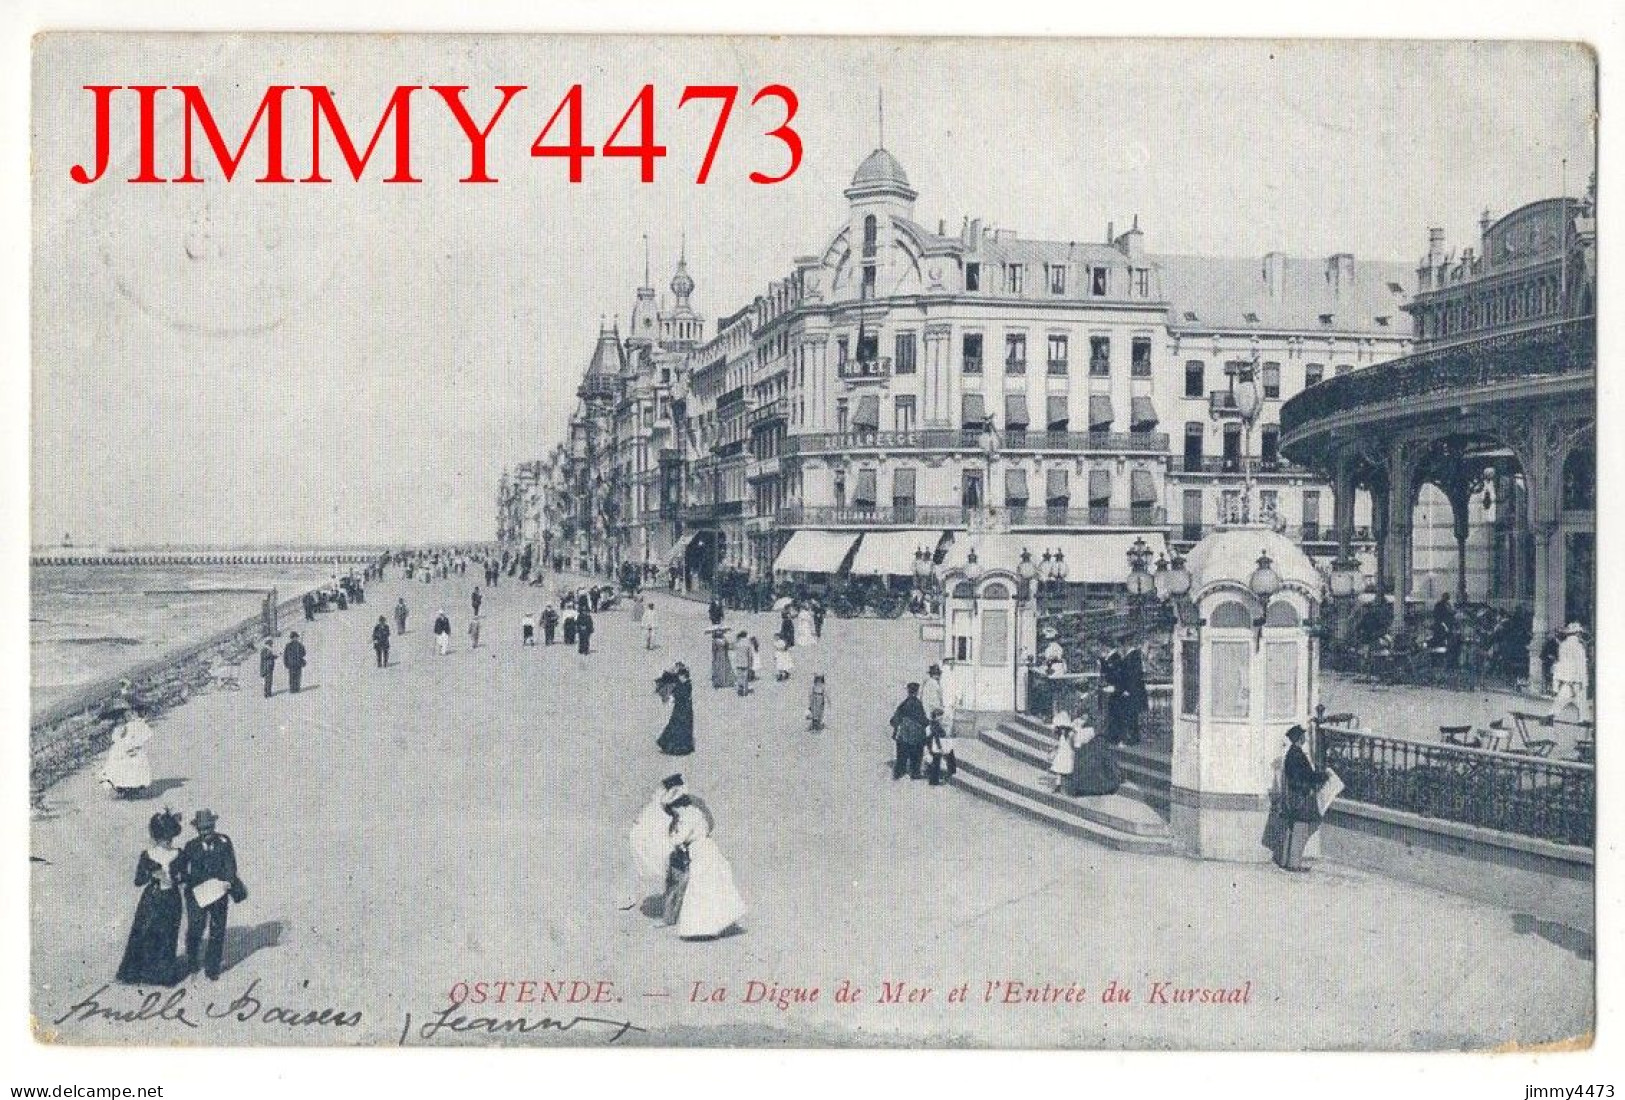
[1281,318,1594,441]
[784,428,1170,456]
[777,504,1168,529]
[1317,727,1593,847]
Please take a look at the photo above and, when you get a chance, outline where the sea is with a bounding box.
[30,563,341,713]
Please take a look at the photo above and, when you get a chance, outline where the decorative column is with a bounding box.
[1384,442,1417,633]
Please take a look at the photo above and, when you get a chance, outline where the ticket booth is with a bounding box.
[1168,528,1323,862]
[939,567,1038,723]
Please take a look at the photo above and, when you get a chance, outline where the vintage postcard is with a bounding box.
[24,31,1598,1058]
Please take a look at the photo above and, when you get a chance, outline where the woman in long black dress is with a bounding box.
[657,664,696,756]
[115,810,187,986]
[1065,701,1123,797]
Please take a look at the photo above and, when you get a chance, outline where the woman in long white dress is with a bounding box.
[795,605,817,648]
[100,706,154,797]
[667,797,744,939]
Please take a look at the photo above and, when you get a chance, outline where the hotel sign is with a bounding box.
[1487,201,1566,270]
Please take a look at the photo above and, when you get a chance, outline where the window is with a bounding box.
[1262,362,1281,399]
[862,214,877,256]
[1132,337,1152,378]
[1334,364,1353,378]
[962,469,984,508]
[895,332,917,374]
[1259,490,1279,523]
[1183,423,1204,472]
[861,265,876,299]
[962,333,983,374]
[1091,267,1109,296]
[1049,264,1067,295]
[895,396,916,433]
[1222,424,1241,471]
[1261,424,1281,468]
[836,337,848,365]
[1047,335,1068,375]
[836,398,848,433]
[1132,268,1149,297]
[965,262,980,291]
[1211,640,1251,719]
[1182,488,1203,541]
[1304,362,1324,387]
[834,470,846,508]
[893,466,917,512]
[1319,313,1335,326]
[1184,361,1204,398]
[857,331,879,363]
[1005,333,1027,374]
[1179,639,1201,717]
[1302,490,1321,541]
[1089,336,1111,376]
[1006,264,1024,294]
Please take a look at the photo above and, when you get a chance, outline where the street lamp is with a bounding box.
[1328,552,1362,601]
[913,546,934,590]
[1125,536,1156,598]
[1249,548,1283,600]
[977,423,1000,520]
[1017,546,1039,600]
[1052,549,1069,586]
[1215,351,1265,525]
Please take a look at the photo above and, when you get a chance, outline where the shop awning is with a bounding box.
[772,530,861,575]
[940,531,1169,584]
[1005,468,1030,502]
[1089,394,1114,431]
[666,532,697,565]
[962,392,988,427]
[849,530,950,577]
[851,394,881,431]
[1004,393,1030,429]
[1130,395,1160,430]
[1046,395,1069,431]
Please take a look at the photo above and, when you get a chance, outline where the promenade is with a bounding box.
[30,571,1592,1049]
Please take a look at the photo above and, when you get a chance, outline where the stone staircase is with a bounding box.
[949,713,1175,854]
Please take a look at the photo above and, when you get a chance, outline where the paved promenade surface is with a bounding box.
[31,572,1591,1049]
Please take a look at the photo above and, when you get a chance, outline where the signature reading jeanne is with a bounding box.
[400,1001,647,1045]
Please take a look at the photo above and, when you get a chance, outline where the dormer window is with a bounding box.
[1006,264,1025,294]
[1375,315,1390,326]
[1243,312,1260,324]
[1319,313,1335,326]
[1183,311,1199,322]
[1049,264,1067,295]
[1091,267,1109,296]
[965,262,980,292]
[1387,281,1405,294]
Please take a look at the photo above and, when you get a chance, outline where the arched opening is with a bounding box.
[1210,600,1252,628]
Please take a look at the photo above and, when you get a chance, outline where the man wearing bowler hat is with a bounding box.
[179,809,247,979]
[283,631,308,694]
[257,639,276,698]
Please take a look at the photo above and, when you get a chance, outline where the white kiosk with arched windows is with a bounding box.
[938,564,1038,720]
[1169,527,1324,862]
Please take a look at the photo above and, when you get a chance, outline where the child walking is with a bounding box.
[925,708,957,785]
[806,673,827,731]
[774,637,794,681]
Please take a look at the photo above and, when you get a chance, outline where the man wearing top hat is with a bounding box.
[179,809,247,979]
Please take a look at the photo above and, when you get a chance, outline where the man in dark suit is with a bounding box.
[1098,643,1124,744]
[258,639,277,698]
[371,616,392,667]
[1117,637,1147,746]
[179,809,247,979]
[283,632,307,694]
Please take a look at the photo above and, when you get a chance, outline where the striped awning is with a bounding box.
[962,392,988,427]
[1004,393,1030,428]
[1131,468,1158,505]
[1005,468,1030,502]
[1088,468,1112,506]
[892,466,917,502]
[851,394,881,431]
[1130,395,1160,430]
[1089,395,1114,430]
[773,531,861,575]
[850,530,949,577]
[853,467,878,506]
[1046,395,1069,431]
[1045,467,1070,503]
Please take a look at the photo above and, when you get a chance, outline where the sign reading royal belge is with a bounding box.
[1486,199,1568,269]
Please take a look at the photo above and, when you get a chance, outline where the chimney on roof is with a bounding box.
[1106,220,1114,245]
[969,218,983,244]
[1262,252,1287,300]
[1327,253,1356,295]
[1480,208,1498,236]
[1114,215,1145,260]
[938,218,946,236]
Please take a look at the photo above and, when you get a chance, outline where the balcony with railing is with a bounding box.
[1170,456,1302,476]
[746,397,787,429]
[783,428,1170,457]
[838,357,892,382]
[777,504,1167,529]
[1173,522,1369,545]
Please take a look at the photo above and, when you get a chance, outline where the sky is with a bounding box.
[30,35,1596,547]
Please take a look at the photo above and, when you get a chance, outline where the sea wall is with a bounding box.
[29,590,310,803]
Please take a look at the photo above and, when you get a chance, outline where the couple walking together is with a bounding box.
[628,774,745,939]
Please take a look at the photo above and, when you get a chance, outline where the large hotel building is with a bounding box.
[524,145,1420,591]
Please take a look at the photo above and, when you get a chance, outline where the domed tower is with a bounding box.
[843,146,918,302]
[659,237,705,350]
[626,235,659,354]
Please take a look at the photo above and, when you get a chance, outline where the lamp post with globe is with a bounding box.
[1214,350,1266,526]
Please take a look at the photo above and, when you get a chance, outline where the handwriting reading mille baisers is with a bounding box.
[68,85,803,187]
